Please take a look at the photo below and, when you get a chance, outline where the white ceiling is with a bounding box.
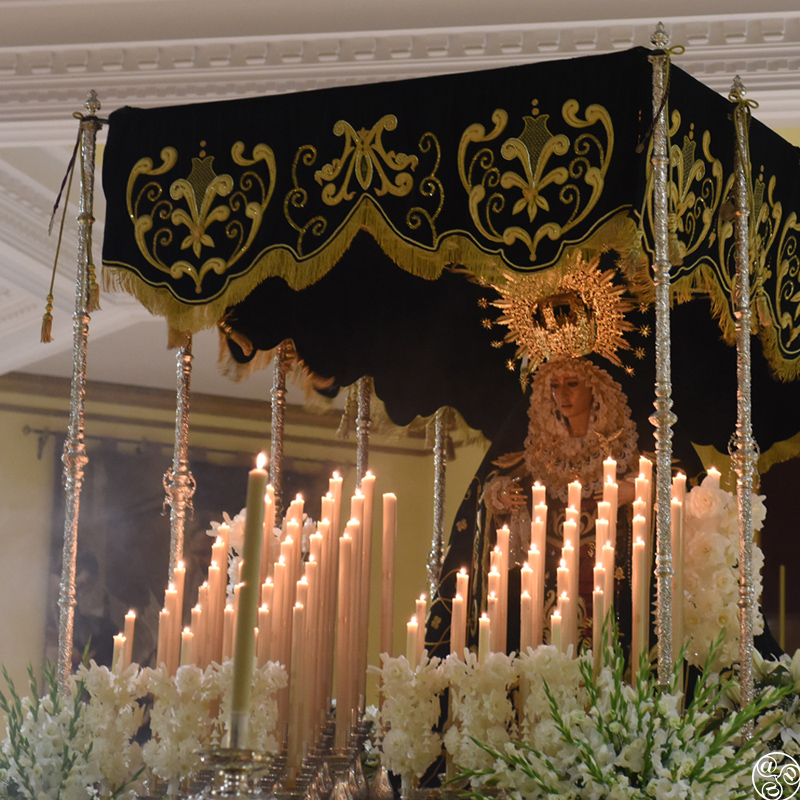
[2,3,800,402]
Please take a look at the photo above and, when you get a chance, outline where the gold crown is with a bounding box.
[490,254,634,381]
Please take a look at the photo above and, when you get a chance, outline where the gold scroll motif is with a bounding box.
[314,116,419,205]
[286,119,443,256]
[761,211,800,377]
[126,142,276,293]
[639,112,724,275]
[458,100,613,263]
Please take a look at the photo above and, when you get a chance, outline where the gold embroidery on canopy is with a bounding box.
[125,142,277,293]
[458,100,614,262]
[406,132,444,242]
[314,115,419,205]
[758,210,800,380]
[285,145,327,257]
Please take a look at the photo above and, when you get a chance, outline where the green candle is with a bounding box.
[230,452,268,749]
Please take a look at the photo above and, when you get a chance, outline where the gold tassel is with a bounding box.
[41,294,54,343]
[87,260,101,312]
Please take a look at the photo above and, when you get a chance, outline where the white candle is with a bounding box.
[639,456,653,484]
[592,587,604,677]
[603,456,617,485]
[603,481,618,548]
[478,613,491,663]
[602,543,615,611]
[180,628,195,666]
[261,491,275,586]
[556,558,569,601]
[123,610,136,669]
[257,604,271,666]
[497,526,510,654]
[329,472,343,536]
[550,608,562,653]
[406,616,419,666]
[565,505,579,527]
[207,560,224,665]
[562,534,579,650]
[631,536,647,686]
[671,472,687,505]
[191,604,204,668]
[415,594,427,659]
[559,592,574,656]
[520,590,532,653]
[230,452,268,747]
[451,594,466,658]
[173,560,186,637]
[568,481,582,516]
[112,633,125,675]
[529,545,544,647]
[270,558,287,667]
[706,466,721,489]
[595,517,609,554]
[671,497,685,662]
[532,481,546,507]
[223,604,235,660]
[157,608,170,668]
[164,584,180,675]
[487,592,499,653]
[381,493,397,657]
[456,568,469,605]
[287,602,307,778]
[197,584,210,667]
[533,503,548,553]
[335,533,353,750]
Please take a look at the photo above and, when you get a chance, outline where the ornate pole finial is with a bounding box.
[84,89,100,116]
[651,22,669,50]
[731,74,746,97]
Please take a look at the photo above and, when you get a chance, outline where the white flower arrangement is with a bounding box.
[375,653,447,780]
[443,650,519,771]
[0,664,103,800]
[517,645,588,755]
[76,662,147,798]
[682,475,765,670]
[0,658,286,799]
[457,637,788,800]
[142,660,286,792]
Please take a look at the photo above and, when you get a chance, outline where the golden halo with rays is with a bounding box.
[491,253,635,382]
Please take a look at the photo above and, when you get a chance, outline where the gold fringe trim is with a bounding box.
[671,263,799,383]
[103,196,638,335]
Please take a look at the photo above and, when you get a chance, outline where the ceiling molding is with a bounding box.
[1,12,799,135]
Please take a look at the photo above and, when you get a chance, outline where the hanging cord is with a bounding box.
[636,45,685,155]
[42,127,81,342]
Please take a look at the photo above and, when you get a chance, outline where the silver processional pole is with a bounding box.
[649,23,677,687]
[57,91,102,695]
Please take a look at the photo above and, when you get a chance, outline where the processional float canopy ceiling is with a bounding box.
[100,45,800,459]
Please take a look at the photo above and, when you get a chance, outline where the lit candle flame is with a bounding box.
[256,452,268,470]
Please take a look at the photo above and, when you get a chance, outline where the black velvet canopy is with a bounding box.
[100,45,800,460]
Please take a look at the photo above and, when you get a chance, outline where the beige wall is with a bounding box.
[0,372,488,701]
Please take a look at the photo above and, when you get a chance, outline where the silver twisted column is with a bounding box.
[163,334,197,584]
[270,341,291,514]
[356,376,372,484]
[730,75,759,736]
[427,408,448,601]
[57,91,102,695]
[649,24,676,687]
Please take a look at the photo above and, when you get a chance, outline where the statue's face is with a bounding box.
[549,371,593,424]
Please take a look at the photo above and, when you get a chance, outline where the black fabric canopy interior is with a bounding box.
[99,44,800,465]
